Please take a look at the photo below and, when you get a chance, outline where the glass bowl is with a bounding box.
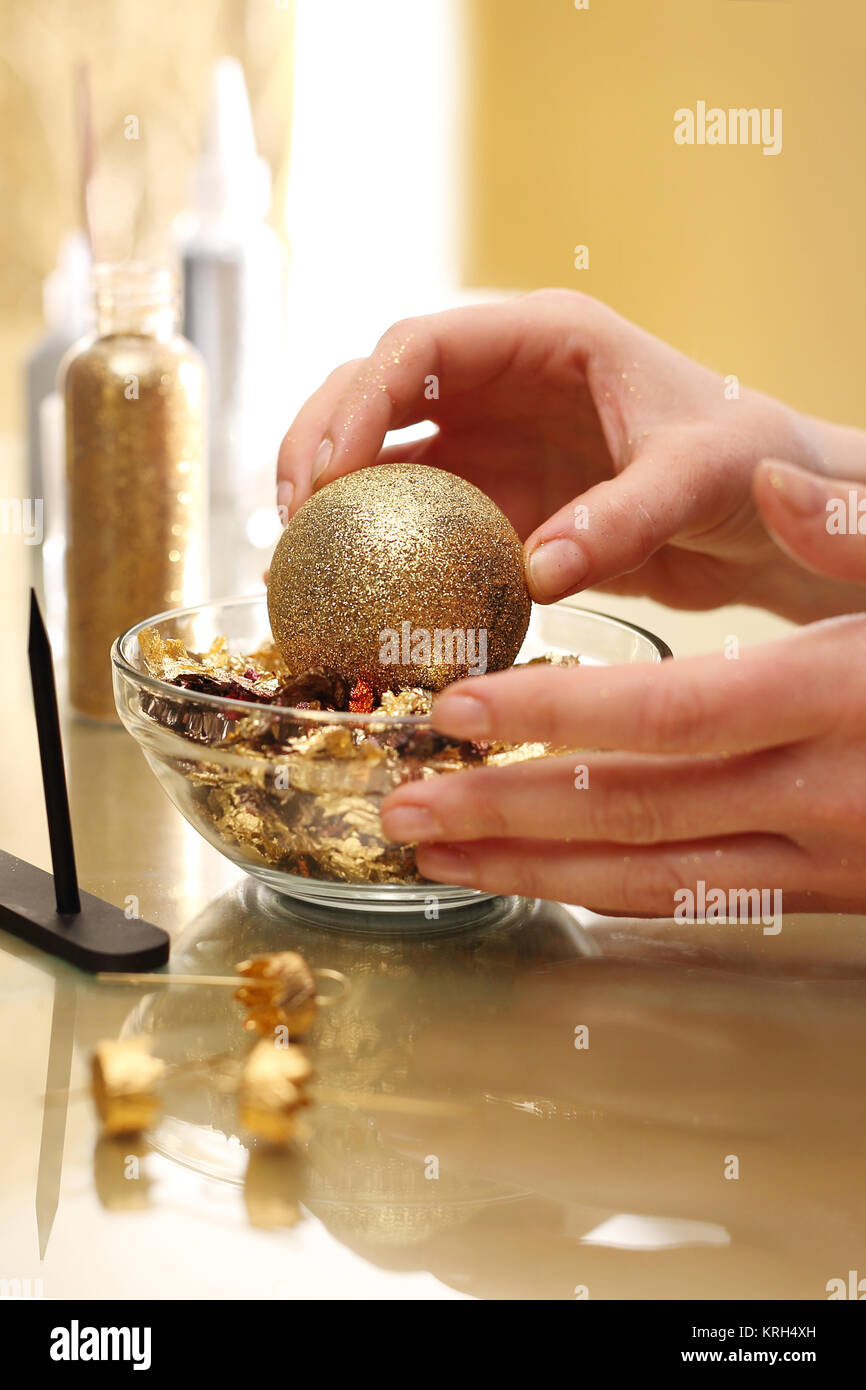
[112,597,670,914]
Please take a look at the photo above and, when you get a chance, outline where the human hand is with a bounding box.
[277,292,866,622]
[379,462,866,913]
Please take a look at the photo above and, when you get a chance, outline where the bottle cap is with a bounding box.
[91,262,178,313]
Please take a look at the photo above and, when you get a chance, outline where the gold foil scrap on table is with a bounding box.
[239,1040,313,1147]
[235,951,319,1037]
[91,1038,166,1137]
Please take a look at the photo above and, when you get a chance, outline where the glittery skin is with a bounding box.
[267,464,531,694]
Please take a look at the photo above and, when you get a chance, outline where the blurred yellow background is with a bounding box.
[4,1,865,432]
[464,0,866,429]
[3,0,865,431]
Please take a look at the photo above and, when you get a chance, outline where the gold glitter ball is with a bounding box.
[267,464,531,693]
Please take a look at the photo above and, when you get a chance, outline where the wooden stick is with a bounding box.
[99,972,257,989]
[97,968,348,1005]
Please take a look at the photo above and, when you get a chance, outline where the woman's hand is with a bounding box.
[277,291,866,623]
[380,463,866,914]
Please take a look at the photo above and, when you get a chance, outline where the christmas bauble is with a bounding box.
[267,464,531,693]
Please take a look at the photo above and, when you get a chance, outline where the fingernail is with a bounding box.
[432,693,491,739]
[276,481,294,522]
[417,845,475,885]
[381,804,441,843]
[767,463,823,516]
[311,437,334,484]
[527,538,589,598]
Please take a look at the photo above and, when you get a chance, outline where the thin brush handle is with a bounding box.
[75,62,94,250]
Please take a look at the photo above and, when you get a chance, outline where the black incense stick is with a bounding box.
[28,590,81,915]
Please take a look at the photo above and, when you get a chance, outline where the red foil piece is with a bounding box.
[348,679,375,714]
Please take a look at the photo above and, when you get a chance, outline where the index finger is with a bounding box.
[277,292,611,503]
[430,616,862,754]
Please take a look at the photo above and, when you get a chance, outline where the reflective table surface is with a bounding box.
[2,519,865,1301]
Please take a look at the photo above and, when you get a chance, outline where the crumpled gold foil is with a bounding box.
[91,1038,166,1137]
[376,688,433,717]
[139,627,290,694]
[138,634,577,886]
[235,951,319,1037]
[239,1040,312,1146]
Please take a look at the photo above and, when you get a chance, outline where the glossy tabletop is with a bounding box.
[2,460,864,1301]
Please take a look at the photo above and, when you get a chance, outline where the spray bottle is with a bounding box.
[175,57,287,598]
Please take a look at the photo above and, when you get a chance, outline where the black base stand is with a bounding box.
[0,850,169,971]
[0,591,170,973]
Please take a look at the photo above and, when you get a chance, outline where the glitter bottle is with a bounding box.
[64,264,206,721]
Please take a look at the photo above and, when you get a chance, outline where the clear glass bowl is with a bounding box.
[112,597,670,914]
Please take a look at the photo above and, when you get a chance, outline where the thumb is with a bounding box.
[753,459,866,584]
[524,458,699,602]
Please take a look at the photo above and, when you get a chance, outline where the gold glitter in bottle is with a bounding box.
[64,264,206,721]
